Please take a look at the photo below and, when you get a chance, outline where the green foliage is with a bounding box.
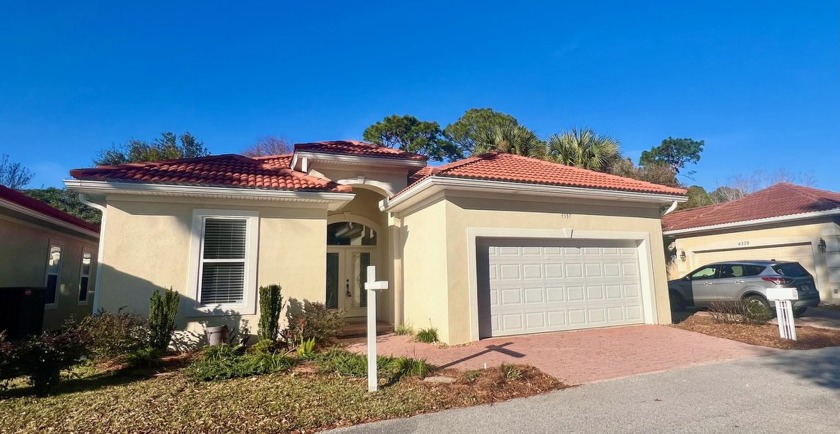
[500,364,522,380]
[249,338,281,355]
[708,300,771,325]
[123,347,164,369]
[546,128,620,172]
[315,349,432,382]
[14,327,92,396]
[76,308,149,360]
[284,300,345,345]
[363,114,459,162]
[258,284,283,341]
[640,137,704,175]
[187,344,294,381]
[473,125,545,158]
[415,327,439,343]
[0,153,33,189]
[444,108,520,156]
[296,338,317,359]
[148,287,180,352]
[23,188,102,225]
[95,132,209,165]
[609,158,679,187]
[394,323,414,336]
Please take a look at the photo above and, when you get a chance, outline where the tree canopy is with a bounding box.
[362,115,459,162]
[24,188,102,225]
[0,154,33,189]
[95,132,209,165]
[473,125,545,158]
[639,137,704,175]
[444,108,520,156]
[546,128,620,172]
[242,136,291,157]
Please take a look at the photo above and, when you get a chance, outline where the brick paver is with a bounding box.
[344,325,776,385]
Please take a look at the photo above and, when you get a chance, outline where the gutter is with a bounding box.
[663,208,840,236]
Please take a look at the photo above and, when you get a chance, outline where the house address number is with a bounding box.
[737,241,750,246]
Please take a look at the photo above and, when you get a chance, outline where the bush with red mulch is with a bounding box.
[674,314,840,350]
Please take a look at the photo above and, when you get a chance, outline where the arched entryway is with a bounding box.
[326,217,381,318]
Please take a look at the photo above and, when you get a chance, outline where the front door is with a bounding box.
[326,248,376,318]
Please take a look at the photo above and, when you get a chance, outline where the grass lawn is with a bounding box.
[0,359,565,433]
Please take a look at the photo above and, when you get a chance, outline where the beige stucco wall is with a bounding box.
[397,192,672,344]
[399,198,451,339]
[0,212,98,330]
[670,218,840,301]
[98,195,329,342]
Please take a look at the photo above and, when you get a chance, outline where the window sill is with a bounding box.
[188,303,256,317]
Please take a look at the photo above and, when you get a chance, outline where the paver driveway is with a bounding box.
[344,325,775,385]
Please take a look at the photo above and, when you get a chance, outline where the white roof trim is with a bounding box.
[380,176,686,214]
[663,208,840,236]
[293,151,427,170]
[64,180,355,211]
[0,197,99,239]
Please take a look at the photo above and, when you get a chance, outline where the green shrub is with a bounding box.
[500,363,522,381]
[315,349,432,383]
[16,327,92,396]
[394,323,414,336]
[258,284,283,341]
[76,308,149,360]
[124,347,164,369]
[296,338,316,359]
[284,300,345,345]
[188,344,294,381]
[709,300,771,325]
[148,287,180,351]
[249,338,281,355]
[415,327,439,343]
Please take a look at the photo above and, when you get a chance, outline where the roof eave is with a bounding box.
[663,208,840,236]
[0,196,100,239]
[293,151,427,170]
[65,179,355,211]
[380,176,687,214]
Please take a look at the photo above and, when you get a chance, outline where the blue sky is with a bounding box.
[1,1,838,191]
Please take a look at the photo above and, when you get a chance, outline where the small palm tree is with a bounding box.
[474,125,546,158]
[547,128,620,172]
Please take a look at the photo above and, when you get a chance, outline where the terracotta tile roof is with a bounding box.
[662,183,840,232]
[403,152,686,196]
[70,154,351,193]
[0,185,99,234]
[294,140,427,161]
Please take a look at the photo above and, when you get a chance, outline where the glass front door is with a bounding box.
[326,248,376,318]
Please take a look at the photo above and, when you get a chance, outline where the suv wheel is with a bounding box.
[744,295,775,318]
[793,307,807,318]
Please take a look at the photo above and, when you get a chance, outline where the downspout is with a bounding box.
[78,194,107,313]
[662,200,679,216]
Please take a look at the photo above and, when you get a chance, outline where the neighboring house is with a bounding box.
[662,183,840,303]
[0,185,100,330]
[65,140,686,345]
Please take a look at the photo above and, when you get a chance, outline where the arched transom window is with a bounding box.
[327,222,377,246]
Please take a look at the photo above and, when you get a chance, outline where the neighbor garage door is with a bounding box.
[693,243,816,277]
[477,238,645,338]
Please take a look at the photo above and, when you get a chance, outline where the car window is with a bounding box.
[690,266,717,280]
[719,264,743,278]
[772,263,809,277]
[742,265,765,277]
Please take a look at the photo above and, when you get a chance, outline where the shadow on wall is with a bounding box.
[95,264,253,352]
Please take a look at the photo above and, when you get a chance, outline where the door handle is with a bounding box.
[345,279,351,297]
[704,282,714,285]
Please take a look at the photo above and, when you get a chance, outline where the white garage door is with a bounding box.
[478,238,645,338]
[693,243,816,277]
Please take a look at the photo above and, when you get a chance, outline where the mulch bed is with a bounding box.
[674,314,840,350]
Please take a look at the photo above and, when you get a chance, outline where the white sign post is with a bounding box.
[364,265,388,392]
[767,287,798,341]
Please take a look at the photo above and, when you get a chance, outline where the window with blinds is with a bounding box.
[199,218,248,305]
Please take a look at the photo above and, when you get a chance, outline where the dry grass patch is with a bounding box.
[675,314,840,350]
[0,362,566,434]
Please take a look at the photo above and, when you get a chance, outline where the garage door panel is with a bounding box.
[481,238,644,338]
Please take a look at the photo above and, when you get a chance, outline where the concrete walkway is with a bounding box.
[332,345,840,434]
[343,324,775,385]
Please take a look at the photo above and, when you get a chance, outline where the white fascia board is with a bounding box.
[380,176,687,213]
[0,197,99,239]
[293,151,427,169]
[64,180,355,211]
[663,208,840,236]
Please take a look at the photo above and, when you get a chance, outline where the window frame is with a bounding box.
[44,241,64,310]
[77,249,94,306]
[187,209,259,315]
